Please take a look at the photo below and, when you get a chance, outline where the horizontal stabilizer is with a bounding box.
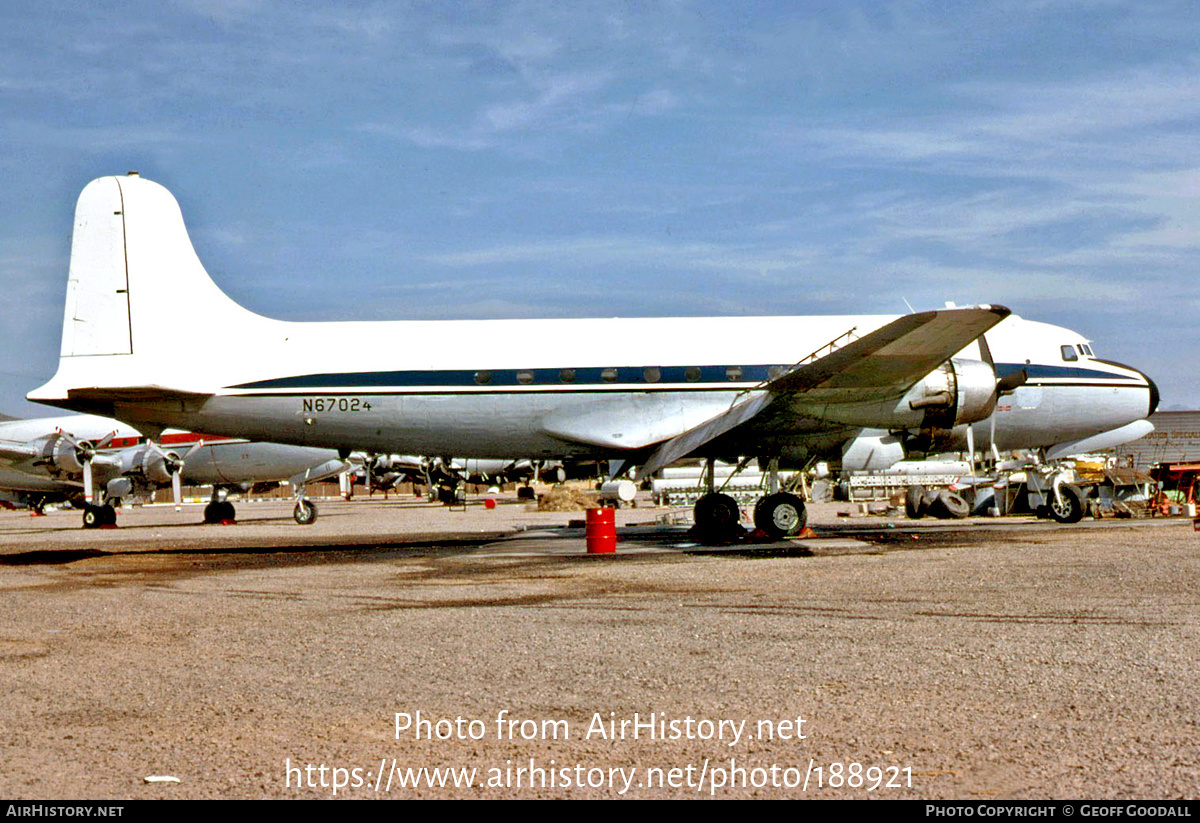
[65,386,214,405]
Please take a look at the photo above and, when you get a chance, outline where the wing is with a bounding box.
[638,305,1009,476]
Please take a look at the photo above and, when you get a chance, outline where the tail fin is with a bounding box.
[30,173,267,407]
[60,177,134,357]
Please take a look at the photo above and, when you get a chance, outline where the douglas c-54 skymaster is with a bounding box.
[29,174,1159,538]
[0,413,347,527]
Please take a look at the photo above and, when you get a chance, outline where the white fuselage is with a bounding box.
[28,174,1159,469]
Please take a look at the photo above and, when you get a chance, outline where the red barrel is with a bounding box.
[585,507,617,554]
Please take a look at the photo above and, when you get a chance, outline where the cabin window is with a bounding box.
[643,366,661,383]
[768,365,786,380]
[1060,345,1078,362]
[725,366,744,381]
[601,368,618,383]
[559,369,576,383]
[685,367,702,382]
[474,370,492,385]
[516,370,535,385]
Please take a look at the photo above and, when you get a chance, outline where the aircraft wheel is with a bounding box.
[928,490,970,519]
[905,485,927,519]
[1049,484,1085,524]
[753,492,807,539]
[204,501,237,523]
[693,492,742,535]
[204,502,226,523]
[82,504,103,529]
[294,499,317,525]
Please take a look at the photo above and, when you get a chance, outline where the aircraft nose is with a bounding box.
[1142,369,1160,416]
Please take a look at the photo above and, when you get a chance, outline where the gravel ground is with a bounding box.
[0,495,1196,799]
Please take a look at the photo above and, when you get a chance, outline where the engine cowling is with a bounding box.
[902,358,1000,458]
[36,434,86,477]
[116,444,181,485]
[908,358,998,429]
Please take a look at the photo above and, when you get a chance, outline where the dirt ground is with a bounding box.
[0,495,1196,799]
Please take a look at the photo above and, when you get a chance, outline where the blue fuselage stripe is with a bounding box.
[229,365,776,390]
[226,362,1139,392]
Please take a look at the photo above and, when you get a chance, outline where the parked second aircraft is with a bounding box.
[0,413,346,527]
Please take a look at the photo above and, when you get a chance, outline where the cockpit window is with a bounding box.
[1081,344,1093,357]
[1060,345,1078,362]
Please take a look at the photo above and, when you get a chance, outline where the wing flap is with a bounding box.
[639,393,772,477]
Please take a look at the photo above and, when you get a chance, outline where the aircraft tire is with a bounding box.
[294,499,317,525]
[754,492,807,539]
[930,490,970,519]
[204,501,237,523]
[693,492,742,536]
[905,485,927,519]
[1048,484,1085,524]
[82,504,103,529]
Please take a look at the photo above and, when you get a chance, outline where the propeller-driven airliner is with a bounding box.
[29,174,1158,538]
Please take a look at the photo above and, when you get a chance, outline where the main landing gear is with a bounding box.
[690,458,808,542]
[753,492,807,538]
[203,491,237,524]
[82,502,118,529]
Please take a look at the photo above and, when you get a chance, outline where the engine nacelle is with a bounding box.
[897,359,998,460]
[908,358,998,429]
[36,434,86,477]
[115,445,180,485]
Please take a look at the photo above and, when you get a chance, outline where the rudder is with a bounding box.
[61,177,133,357]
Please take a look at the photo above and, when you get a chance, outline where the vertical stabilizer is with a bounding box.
[61,177,133,357]
[30,173,272,406]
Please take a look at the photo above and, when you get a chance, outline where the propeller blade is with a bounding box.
[990,411,1001,462]
[996,369,1028,395]
[181,440,205,462]
[982,330,1027,395]
[172,470,182,511]
[966,424,975,476]
[979,332,995,368]
[83,459,94,504]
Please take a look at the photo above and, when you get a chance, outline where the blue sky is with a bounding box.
[2,1,1198,416]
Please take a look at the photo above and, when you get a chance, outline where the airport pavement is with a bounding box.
[0,496,1196,799]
